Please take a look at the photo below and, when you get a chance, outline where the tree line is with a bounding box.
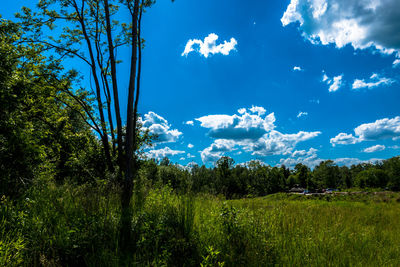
[140,156,400,198]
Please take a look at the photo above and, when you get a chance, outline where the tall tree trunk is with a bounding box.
[104,0,124,172]
[120,0,140,250]
[131,0,144,209]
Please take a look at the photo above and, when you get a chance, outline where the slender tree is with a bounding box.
[16,0,171,250]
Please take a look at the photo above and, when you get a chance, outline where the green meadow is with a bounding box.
[2,183,400,266]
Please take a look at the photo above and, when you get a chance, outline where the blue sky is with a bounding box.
[3,0,400,167]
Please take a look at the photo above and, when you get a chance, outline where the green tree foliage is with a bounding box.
[383,156,400,190]
[215,156,235,198]
[160,157,171,166]
[340,166,353,188]
[158,164,190,192]
[312,160,341,189]
[294,163,311,188]
[266,167,286,194]
[0,20,104,197]
[355,169,389,188]
[191,164,215,194]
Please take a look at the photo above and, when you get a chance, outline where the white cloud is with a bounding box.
[329,75,343,92]
[280,147,322,168]
[297,111,308,118]
[248,130,321,156]
[322,72,343,92]
[141,111,182,144]
[293,66,303,71]
[292,147,318,158]
[334,157,382,166]
[187,153,195,158]
[237,108,246,114]
[197,106,321,164]
[200,139,236,164]
[331,116,400,146]
[352,73,395,90]
[185,120,194,126]
[146,147,185,160]
[249,106,267,116]
[196,107,276,140]
[187,143,194,149]
[281,0,400,56]
[330,133,361,146]
[196,106,321,163]
[180,157,185,161]
[280,147,382,168]
[200,150,221,164]
[182,33,237,58]
[355,117,400,141]
[363,144,385,153]
[393,59,400,67]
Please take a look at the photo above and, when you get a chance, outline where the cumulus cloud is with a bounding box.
[363,144,385,153]
[334,157,382,166]
[247,130,321,156]
[280,148,322,168]
[394,59,400,67]
[329,76,344,92]
[185,120,194,126]
[292,148,318,158]
[249,106,267,116]
[200,139,236,164]
[322,72,343,92]
[355,117,400,141]
[197,106,321,163]
[280,147,382,168]
[200,150,221,164]
[330,133,361,146]
[297,111,308,118]
[141,111,182,144]
[196,107,276,140]
[352,73,395,90]
[187,143,194,149]
[293,66,303,71]
[281,0,400,55]
[331,116,400,146]
[237,108,247,114]
[182,33,237,58]
[146,147,185,160]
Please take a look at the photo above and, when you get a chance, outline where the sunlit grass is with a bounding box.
[2,184,400,266]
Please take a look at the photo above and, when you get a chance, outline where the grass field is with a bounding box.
[2,185,400,266]
[193,191,400,266]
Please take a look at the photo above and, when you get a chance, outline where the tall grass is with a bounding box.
[2,183,400,266]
